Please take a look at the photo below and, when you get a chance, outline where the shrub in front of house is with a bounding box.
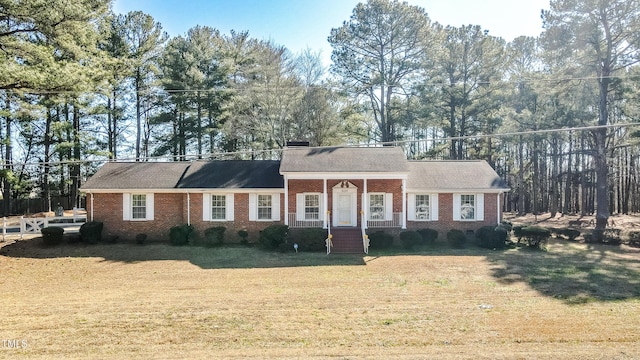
[202,226,226,247]
[368,231,394,249]
[417,228,438,245]
[41,226,64,246]
[237,229,249,246]
[476,225,509,249]
[550,228,581,241]
[400,230,422,250]
[80,221,103,244]
[259,224,289,251]
[447,229,467,248]
[135,233,147,245]
[628,231,640,247]
[169,224,194,246]
[294,228,326,252]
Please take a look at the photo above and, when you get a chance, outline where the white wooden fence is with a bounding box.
[1,208,87,241]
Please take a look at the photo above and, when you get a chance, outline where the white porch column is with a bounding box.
[90,193,94,222]
[363,178,368,229]
[402,179,407,229]
[323,178,328,229]
[284,175,289,226]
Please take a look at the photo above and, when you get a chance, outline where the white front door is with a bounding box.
[333,186,357,227]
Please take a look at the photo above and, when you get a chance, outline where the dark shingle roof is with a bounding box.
[177,160,283,189]
[280,147,409,173]
[81,162,190,190]
[407,161,509,191]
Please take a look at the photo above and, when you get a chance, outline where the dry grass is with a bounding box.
[1,235,639,359]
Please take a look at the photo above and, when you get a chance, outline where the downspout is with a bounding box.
[497,192,502,225]
[401,179,407,229]
[90,193,94,222]
[187,192,191,225]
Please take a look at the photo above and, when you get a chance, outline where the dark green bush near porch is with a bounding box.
[259,224,289,251]
[80,221,103,244]
[202,226,226,247]
[550,228,581,241]
[169,224,194,246]
[476,225,509,249]
[294,228,326,252]
[400,231,422,250]
[41,226,64,246]
[417,228,438,244]
[447,229,467,248]
[368,231,393,249]
[135,233,147,245]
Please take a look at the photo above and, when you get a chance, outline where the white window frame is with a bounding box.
[408,193,439,221]
[368,193,393,221]
[122,193,154,221]
[453,193,484,221]
[202,193,235,222]
[249,193,281,222]
[296,193,323,221]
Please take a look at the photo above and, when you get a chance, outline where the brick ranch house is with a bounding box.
[81,146,510,253]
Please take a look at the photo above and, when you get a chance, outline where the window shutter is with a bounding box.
[296,193,305,221]
[122,193,131,221]
[272,194,281,221]
[384,193,393,221]
[453,194,461,221]
[476,193,484,221]
[146,193,154,220]
[249,194,257,221]
[431,193,439,221]
[407,194,416,221]
[226,193,235,221]
[202,194,211,221]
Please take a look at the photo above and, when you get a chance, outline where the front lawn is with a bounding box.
[0,237,638,359]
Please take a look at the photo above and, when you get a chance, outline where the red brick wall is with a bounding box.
[405,193,501,237]
[88,193,184,241]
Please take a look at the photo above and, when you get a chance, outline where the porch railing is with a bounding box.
[288,213,324,228]
[366,212,402,228]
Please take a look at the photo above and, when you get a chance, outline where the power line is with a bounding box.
[4,122,640,168]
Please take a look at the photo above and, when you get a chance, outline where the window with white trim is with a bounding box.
[258,194,273,220]
[369,193,385,220]
[460,194,475,220]
[304,194,320,220]
[131,194,147,219]
[123,193,154,221]
[211,195,226,220]
[415,194,430,220]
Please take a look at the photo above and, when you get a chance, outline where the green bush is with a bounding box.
[476,225,508,249]
[41,226,64,246]
[259,224,289,250]
[80,221,103,244]
[237,229,249,246]
[500,220,513,232]
[400,231,422,250]
[368,231,394,249]
[203,226,226,247]
[552,228,581,241]
[513,225,525,243]
[520,226,551,249]
[447,229,467,248]
[417,228,438,244]
[295,228,326,252]
[135,233,147,245]
[628,231,640,247]
[169,224,194,246]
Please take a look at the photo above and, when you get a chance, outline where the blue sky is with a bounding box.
[112,0,550,65]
